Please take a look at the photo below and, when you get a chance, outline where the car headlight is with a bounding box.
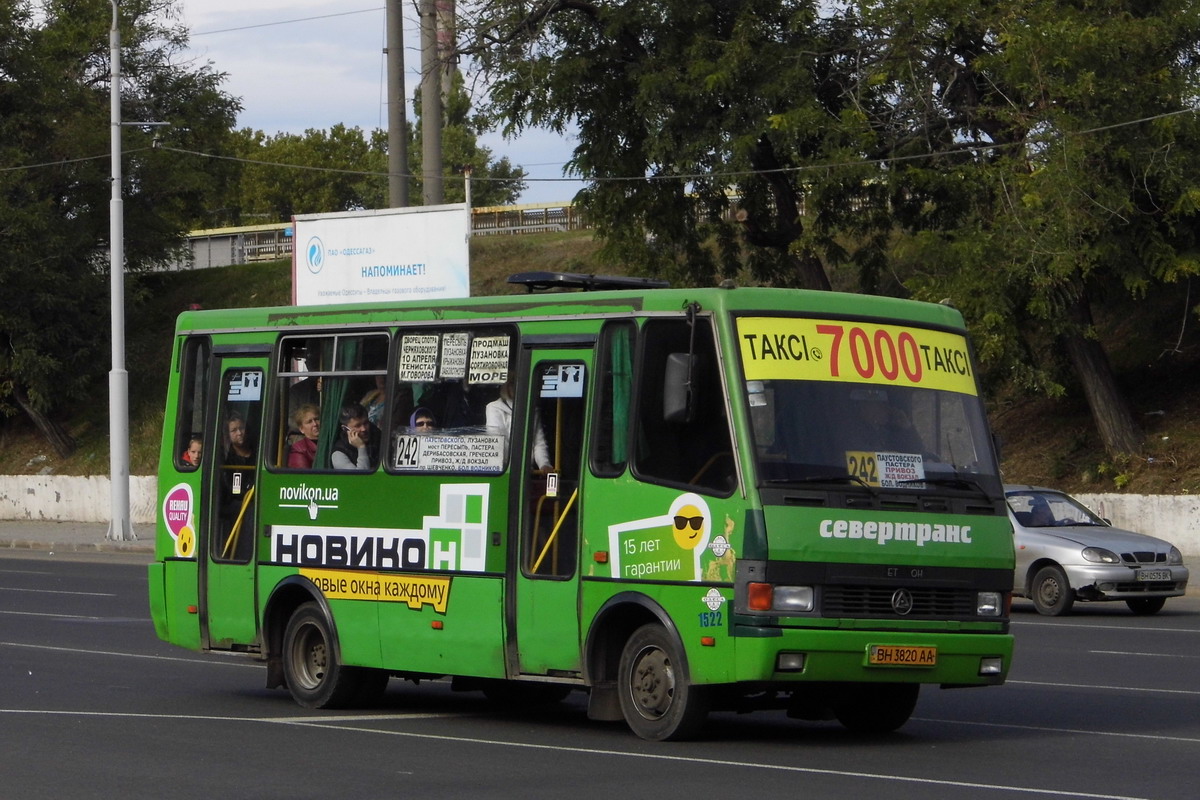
[1082,547,1121,564]
[1167,546,1184,566]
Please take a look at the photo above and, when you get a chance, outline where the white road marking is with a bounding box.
[1088,649,1200,659]
[1008,679,1200,696]
[0,707,1157,800]
[911,716,1200,744]
[0,641,260,668]
[0,587,115,596]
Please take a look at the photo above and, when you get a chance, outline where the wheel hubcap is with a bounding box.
[1038,577,1061,606]
[295,624,327,688]
[630,646,675,720]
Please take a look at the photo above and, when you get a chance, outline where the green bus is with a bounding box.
[148,272,1013,740]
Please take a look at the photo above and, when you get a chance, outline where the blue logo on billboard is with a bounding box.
[306,237,325,274]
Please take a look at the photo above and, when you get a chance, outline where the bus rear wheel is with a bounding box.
[282,602,380,709]
[831,683,919,734]
[617,624,708,741]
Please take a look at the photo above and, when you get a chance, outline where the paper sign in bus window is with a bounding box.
[468,335,510,384]
[227,371,262,402]
[439,332,469,379]
[846,450,926,488]
[541,364,585,398]
[399,334,440,382]
[394,434,505,473]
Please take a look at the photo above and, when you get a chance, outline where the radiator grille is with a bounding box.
[822,586,978,618]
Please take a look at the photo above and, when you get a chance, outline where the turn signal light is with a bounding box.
[748,582,773,611]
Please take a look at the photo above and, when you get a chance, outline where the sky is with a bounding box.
[178,1,586,205]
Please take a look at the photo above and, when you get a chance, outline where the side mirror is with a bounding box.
[663,353,696,423]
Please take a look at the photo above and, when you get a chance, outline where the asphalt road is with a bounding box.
[2,550,1198,800]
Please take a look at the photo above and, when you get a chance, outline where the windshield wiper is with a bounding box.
[898,476,995,501]
[767,474,878,494]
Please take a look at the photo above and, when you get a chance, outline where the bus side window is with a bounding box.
[214,369,262,563]
[633,318,737,495]
[389,327,514,474]
[173,337,210,471]
[274,333,388,471]
[591,320,636,477]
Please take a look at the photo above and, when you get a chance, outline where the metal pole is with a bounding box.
[107,0,133,541]
[420,0,443,205]
[386,0,408,207]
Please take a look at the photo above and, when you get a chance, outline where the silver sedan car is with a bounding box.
[1005,485,1189,616]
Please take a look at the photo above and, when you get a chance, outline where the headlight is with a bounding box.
[1167,546,1184,566]
[976,591,1003,617]
[1082,547,1121,564]
[773,585,815,612]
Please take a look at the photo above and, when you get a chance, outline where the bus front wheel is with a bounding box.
[282,602,379,709]
[617,624,708,741]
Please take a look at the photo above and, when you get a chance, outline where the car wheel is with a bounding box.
[832,683,920,734]
[1031,565,1075,616]
[617,623,709,741]
[1125,597,1167,615]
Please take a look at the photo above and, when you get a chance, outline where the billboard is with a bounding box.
[292,204,470,305]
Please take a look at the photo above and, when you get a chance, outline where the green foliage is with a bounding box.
[230,124,385,223]
[464,0,870,290]
[229,72,527,223]
[460,0,1200,454]
[412,71,529,207]
[0,0,238,431]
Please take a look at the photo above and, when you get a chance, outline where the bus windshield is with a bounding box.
[736,315,1001,499]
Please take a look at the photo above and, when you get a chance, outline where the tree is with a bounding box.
[459,0,879,289]
[229,71,527,221]
[0,0,239,456]
[860,0,1200,456]
[410,70,528,207]
[459,0,1200,456]
[230,124,385,223]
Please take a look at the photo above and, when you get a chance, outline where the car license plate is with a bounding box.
[868,645,937,667]
[1137,569,1171,582]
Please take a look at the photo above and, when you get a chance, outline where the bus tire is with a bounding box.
[617,623,708,741]
[282,602,369,709]
[832,683,919,734]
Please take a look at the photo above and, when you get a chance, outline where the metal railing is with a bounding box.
[177,203,589,271]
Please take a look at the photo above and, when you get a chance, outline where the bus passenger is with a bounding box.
[287,403,321,468]
[182,435,203,466]
[486,378,552,470]
[331,402,381,471]
[219,412,257,560]
[409,407,437,432]
[360,375,387,427]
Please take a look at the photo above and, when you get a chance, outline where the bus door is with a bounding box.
[512,350,591,676]
[199,353,267,650]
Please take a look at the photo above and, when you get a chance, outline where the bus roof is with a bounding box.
[172,283,967,335]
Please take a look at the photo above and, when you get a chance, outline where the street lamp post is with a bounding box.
[107,0,133,541]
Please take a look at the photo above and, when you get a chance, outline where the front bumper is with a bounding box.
[1063,564,1189,601]
[730,626,1013,687]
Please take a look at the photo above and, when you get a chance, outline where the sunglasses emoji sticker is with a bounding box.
[672,505,707,550]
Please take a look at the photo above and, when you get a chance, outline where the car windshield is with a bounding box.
[1006,490,1106,528]
[744,379,1002,498]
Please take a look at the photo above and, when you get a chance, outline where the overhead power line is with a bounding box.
[3,105,1197,182]
[191,7,385,38]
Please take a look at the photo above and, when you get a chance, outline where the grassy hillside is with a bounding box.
[3,229,1199,496]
